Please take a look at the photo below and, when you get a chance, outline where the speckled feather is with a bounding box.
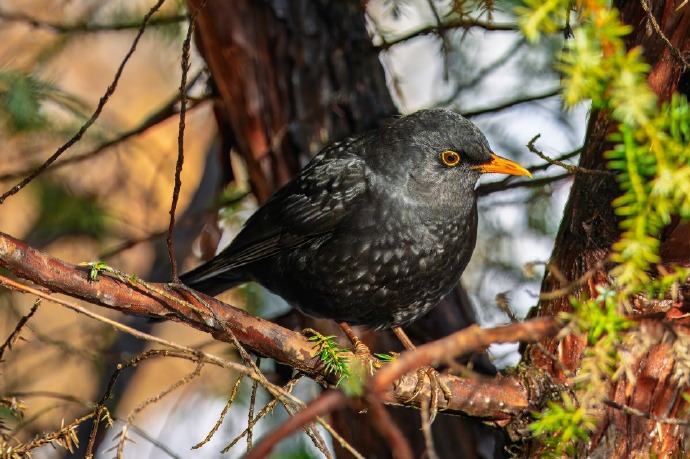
[182,109,496,329]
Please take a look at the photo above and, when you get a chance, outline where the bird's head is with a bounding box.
[372,109,531,202]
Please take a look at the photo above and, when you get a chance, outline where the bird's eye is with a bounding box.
[441,150,461,167]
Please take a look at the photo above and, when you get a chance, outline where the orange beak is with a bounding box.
[472,153,532,178]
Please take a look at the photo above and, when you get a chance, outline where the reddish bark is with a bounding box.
[187,0,394,202]
[0,230,535,419]
[524,2,690,456]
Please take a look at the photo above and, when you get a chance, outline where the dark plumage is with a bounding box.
[181,109,530,329]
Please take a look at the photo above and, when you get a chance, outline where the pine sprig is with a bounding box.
[307,333,351,385]
[531,288,633,455]
[567,287,632,346]
[530,393,597,457]
[518,0,690,455]
[607,95,690,291]
[0,70,88,132]
[374,352,397,363]
[78,261,139,285]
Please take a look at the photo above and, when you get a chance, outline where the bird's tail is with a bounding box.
[179,258,247,296]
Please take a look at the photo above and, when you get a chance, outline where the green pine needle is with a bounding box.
[307,333,350,385]
[374,353,396,363]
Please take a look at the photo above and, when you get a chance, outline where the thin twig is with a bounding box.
[462,88,561,118]
[0,299,40,359]
[193,375,245,449]
[9,412,95,454]
[639,0,689,70]
[108,420,180,459]
[420,397,439,459]
[376,17,515,51]
[243,390,347,459]
[0,74,205,182]
[167,0,207,279]
[527,134,611,176]
[476,172,570,197]
[539,259,608,301]
[247,357,260,451]
[604,399,688,425]
[528,147,582,174]
[0,0,167,205]
[0,9,186,33]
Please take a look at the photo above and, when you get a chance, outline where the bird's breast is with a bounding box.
[261,194,479,328]
[321,203,474,294]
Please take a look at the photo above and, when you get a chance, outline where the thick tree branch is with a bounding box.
[0,231,545,421]
[0,231,323,377]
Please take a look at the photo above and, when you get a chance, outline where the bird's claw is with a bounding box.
[350,337,381,376]
[301,327,319,338]
[405,366,452,423]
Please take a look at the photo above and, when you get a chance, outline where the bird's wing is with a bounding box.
[204,138,370,274]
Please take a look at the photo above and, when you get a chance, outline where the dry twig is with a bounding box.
[0,0,168,205]
[0,299,39,359]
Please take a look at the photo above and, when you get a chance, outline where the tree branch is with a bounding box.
[462,88,561,118]
[375,17,516,51]
[476,172,571,197]
[0,9,187,34]
[0,231,549,421]
[370,319,563,395]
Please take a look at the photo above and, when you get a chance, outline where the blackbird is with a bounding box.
[181,109,530,330]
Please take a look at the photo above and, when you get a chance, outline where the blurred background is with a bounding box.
[0,0,586,457]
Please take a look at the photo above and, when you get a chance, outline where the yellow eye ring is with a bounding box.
[441,150,461,167]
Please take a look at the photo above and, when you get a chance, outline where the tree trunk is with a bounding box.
[189,0,395,202]
[523,1,690,456]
